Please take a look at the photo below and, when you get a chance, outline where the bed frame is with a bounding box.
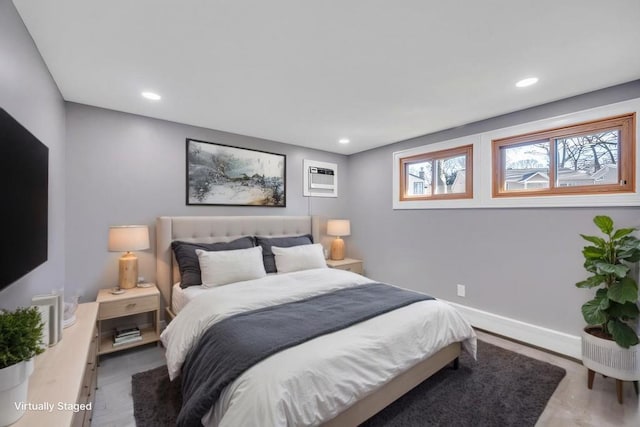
[156,215,322,317]
[155,215,461,426]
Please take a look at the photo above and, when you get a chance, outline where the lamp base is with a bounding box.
[118,252,138,289]
[330,237,345,261]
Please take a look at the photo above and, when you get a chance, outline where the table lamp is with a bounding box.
[108,225,150,289]
[327,219,350,261]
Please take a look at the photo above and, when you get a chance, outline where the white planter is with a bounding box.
[0,358,34,426]
[581,328,640,381]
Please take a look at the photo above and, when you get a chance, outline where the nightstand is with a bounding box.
[326,258,364,274]
[96,284,160,355]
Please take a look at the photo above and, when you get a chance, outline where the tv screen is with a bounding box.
[0,108,48,290]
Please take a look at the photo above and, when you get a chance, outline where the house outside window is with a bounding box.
[492,114,635,197]
[412,181,425,195]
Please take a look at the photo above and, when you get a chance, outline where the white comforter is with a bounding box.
[161,268,477,427]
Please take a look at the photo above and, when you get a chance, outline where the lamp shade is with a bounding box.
[327,219,351,237]
[108,225,150,252]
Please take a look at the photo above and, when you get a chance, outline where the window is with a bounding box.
[492,114,635,197]
[399,144,473,200]
[413,181,424,195]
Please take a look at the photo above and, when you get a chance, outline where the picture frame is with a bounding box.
[186,138,286,207]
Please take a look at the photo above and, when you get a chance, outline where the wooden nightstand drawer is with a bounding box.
[99,294,158,319]
[326,258,364,275]
[333,263,363,274]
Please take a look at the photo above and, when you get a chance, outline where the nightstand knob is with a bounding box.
[126,303,137,309]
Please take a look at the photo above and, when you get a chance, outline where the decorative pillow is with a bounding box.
[171,236,255,288]
[255,234,313,273]
[196,246,266,288]
[272,243,327,274]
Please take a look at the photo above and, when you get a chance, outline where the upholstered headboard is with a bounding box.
[156,215,321,309]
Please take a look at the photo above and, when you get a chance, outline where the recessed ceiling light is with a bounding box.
[141,91,161,100]
[338,138,350,144]
[515,77,538,88]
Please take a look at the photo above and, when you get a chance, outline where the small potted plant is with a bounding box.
[0,306,45,425]
[576,215,640,402]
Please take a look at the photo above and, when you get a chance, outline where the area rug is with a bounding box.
[131,340,566,426]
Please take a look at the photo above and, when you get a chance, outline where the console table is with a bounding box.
[13,302,98,427]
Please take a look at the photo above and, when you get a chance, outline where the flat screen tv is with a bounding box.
[0,108,48,290]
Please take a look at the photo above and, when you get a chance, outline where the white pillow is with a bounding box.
[272,243,327,273]
[196,246,266,287]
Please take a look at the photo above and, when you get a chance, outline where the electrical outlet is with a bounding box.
[457,284,466,297]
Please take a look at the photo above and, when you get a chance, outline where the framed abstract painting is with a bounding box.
[186,138,286,207]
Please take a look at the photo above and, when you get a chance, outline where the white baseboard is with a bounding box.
[444,300,581,360]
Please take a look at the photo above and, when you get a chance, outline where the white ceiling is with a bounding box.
[13,0,640,155]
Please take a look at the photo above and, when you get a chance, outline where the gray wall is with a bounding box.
[0,1,66,309]
[347,81,640,336]
[4,0,639,337]
[65,103,349,300]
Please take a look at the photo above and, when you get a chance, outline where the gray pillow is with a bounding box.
[172,236,255,288]
[255,234,313,273]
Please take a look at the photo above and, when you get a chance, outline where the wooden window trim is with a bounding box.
[492,113,636,198]
[399,144,473,201]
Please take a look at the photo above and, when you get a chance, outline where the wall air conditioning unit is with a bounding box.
[309,167,335,189]
[303,159,338,197]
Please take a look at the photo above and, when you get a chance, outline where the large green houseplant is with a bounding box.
[0,306,45,425]
[576,215,640,348]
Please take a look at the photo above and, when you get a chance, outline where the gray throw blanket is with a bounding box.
[177,282,434,427]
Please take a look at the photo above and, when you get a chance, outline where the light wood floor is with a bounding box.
[91,330,639,426]
[479,331,639,427]
[92,345,165,427]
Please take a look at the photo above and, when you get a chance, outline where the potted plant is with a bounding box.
[0,306,44,425]
[576,215,640,401]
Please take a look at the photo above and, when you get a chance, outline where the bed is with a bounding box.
[156,215,476,427]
